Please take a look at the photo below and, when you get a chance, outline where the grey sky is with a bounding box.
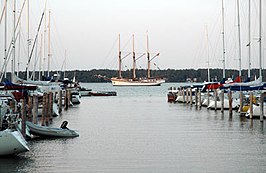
[0,0,265,72]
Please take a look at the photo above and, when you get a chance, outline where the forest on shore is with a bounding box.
[10,68,265,83]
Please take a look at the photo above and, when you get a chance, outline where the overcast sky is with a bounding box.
[0,0,265,72]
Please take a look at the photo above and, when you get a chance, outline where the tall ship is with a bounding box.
[110,34,165,86]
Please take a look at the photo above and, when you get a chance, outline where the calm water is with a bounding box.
[1,83,266,173]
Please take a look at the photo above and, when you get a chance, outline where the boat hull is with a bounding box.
[111,78,165,86]
[0,129,29,155]
[89,91,117,96]
[26,121,79,138]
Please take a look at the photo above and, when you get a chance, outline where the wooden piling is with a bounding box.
[198,89,202,108]
[249,92,253,119]
[260,92,265,122]
[186,88,189,104]
[46,93,51,125]
[228,90,233,115]
[195,89,198,107]
[32,95,38,124]
[239,91,243,114]
[190,88,193,106]
[49,92,53,120]
[214,89,217,111]
[21,99,26,138]
[182,89,185,103]
[59,90,62,113]
[27,96,33,122]
[65,90,70,110]
[221,90,224,113]
[41,93,47,126]
[68,90,71,106]
[207,89,210,107]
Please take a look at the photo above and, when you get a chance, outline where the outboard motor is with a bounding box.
[60,121,69,129]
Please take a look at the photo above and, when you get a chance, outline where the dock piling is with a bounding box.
[249,92,253,119]
[260,92,265,122]
[221,90,224,113]
[32,95,38,124]
[239,91,243,114]
[21,99,26,138]
[198,89,202,108]
[190,88,193,106]
[228,90,233,115]
[42,93,47,126]
[214,89,217,111]
[59,90,62,113]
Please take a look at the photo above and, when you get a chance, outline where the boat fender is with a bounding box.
[60,121,69,129]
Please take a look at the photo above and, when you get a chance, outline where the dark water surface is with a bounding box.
[1,83,266,173]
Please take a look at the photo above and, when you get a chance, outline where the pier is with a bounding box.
[167,84,266,121]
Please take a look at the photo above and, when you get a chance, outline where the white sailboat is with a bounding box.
[0,129,30,155]
[245,0,265,118]
[111,34,165,86]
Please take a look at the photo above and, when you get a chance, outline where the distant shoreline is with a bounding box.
[5,68,265,83]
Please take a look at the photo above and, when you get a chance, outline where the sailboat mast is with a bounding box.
[147,33,151,79]
[237,0,242,78]
[26,0,30,80]
[205,25,210,82]
[39,33,43,80]
[42,0,47,77]
[247,0,251,80]
[259,0,262,78]
[17,16,21,77]
[132,34,136,79]
[11,0,16,82]
[118,34,122,79]
[64,49,66,78]
[4,0,7,79]
[221,0,226,80]
[48,9,51,77]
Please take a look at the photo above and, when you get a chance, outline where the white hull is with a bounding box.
[246,103,266,118]
[207,99,239,110]
[37,103,60,117]
[0,129,29,155]
[71,95,81,104]
[111,78,165,86]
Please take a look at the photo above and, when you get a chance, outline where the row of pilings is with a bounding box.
[169,87,266,122]
[18,89,72,138]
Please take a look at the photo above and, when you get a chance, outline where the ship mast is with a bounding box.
[118,34,122,79]
[147,33,151,79]
[132,34,136,79]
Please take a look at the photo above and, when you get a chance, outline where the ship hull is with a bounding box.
[111,78,165,86]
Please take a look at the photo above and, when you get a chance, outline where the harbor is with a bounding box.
[1,83,266,172]
[1,0,266,172]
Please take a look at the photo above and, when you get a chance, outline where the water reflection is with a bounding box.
[0,155,34,173]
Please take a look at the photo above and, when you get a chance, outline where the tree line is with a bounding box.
[5,68,266,83]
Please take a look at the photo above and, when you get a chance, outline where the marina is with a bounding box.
[1,0,266,172]
[0,83,266,172]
